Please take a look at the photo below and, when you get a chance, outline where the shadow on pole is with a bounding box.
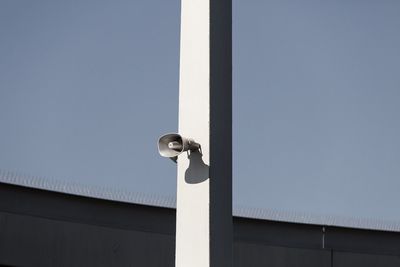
[184,150,209,184]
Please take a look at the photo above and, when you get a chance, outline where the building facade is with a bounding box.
[1,182,400,267]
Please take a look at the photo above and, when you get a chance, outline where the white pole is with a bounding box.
[176,0,232,266]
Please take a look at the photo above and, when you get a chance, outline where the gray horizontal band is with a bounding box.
[1,169,400,233]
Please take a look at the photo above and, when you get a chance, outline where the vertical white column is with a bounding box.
[176,0,232,266]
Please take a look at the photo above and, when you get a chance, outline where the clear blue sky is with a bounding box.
[1,0,400,222]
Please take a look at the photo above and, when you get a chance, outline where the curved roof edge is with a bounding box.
[1,169,400,233]
[0,169,175,209]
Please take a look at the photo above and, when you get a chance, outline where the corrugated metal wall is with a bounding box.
[1,183,399,267]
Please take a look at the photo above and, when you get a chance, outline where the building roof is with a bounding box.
[1,169,400,233]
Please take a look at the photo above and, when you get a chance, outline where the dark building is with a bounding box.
[1,180,400,267]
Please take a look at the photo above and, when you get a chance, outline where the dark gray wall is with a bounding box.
[1,183,400,267]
